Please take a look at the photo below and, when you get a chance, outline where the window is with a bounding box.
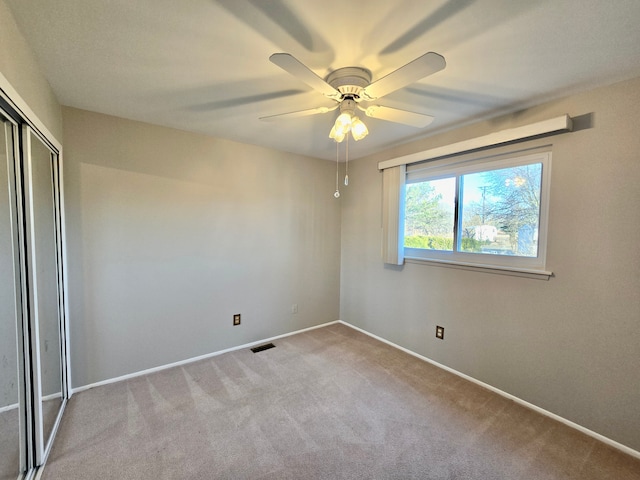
[403,151,551,272]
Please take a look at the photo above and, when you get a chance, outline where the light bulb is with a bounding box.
[334,190,340,198]
[344,174,349,186]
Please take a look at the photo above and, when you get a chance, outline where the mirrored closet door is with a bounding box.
[0,99,69,480]
[23,126,67,465]
[0,112,26,480]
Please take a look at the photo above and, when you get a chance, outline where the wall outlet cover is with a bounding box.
[233,314,241,326]
[436,325,444,339]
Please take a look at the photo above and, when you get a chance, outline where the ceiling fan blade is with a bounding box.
[269,53,342,101]
[361,52,446,101]
[260,104,338,121]
[360,105,434,128]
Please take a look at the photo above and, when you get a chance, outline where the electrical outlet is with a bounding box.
[291,303,298,314]
[435,325,444,339]
[233,314,241,326]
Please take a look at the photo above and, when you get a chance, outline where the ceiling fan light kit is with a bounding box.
[267,51,446,197]
[328,98,369,142]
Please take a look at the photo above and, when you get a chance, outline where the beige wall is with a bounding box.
[340,76,640,451]
[0,0,62,140]
[62,107,341,388]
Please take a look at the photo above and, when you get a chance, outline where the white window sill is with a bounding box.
[404,256,553,280]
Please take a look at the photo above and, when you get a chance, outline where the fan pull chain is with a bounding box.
[334,140,340,198]
[344,133,349,186]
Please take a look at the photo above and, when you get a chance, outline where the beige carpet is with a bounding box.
[0,396,60,479]
[0,407,19,480]
[41,324,640,479]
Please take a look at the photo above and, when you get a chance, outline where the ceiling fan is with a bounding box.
[261,51,446,142]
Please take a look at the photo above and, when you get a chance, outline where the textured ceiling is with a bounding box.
[6,0,640,160]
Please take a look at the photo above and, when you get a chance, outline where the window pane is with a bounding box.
[459,163,542,257]
[404,177,456,251]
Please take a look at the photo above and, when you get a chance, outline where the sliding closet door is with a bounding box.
[0,117,27,479]
[23,126,66,465]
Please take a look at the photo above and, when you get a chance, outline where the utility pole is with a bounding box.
[479,185,489,224]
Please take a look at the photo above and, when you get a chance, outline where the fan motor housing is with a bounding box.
[326,67,372,98]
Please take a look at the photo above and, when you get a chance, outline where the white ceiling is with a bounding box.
[7,0,640,160]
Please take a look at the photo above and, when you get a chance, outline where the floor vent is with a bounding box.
[251,343,276,353]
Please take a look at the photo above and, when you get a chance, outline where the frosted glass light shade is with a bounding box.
[329,113,368,143]
[329,125,346,142]
[351,117,368,140]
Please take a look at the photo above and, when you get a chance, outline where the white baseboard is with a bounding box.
[72,320,340,395]
[0,393,61,413]
[42,391,62,402]
[338,320,640,461]
[0,402,18,414]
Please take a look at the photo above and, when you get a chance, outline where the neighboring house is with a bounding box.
[473,224,498,242]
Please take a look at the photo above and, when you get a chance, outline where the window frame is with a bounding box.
[403,151,552,274]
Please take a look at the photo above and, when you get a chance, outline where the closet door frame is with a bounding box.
[2,109,31,478]
[22,125,69,464]
[1,73,71,475]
